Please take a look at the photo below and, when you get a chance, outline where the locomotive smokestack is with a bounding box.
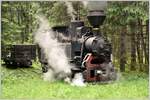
[86,1,107,28]
[87,10,106,28]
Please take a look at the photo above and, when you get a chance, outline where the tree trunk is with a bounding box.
[137,19,143,71]
[119,26,126,72]
[145,20,149,73]
[130,21,136,71]
[145,20,149,64]
[140,20,148,65]
[20,4,25,44]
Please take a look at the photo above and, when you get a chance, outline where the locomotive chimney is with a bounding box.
[87,10,106,28]
[85,1,107,35]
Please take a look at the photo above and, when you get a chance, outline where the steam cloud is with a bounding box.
[71,73,86,87]
[34,15,72,81]
[64,1,76,20]
[34,15,86,86]
[82,1,107,11]
[82,1,88,8]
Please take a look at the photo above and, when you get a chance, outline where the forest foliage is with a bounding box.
[1,1,149,73]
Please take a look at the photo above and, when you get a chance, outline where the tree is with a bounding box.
[105,1,149,72]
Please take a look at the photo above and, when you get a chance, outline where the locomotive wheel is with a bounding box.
[27,61,32,67]
[12,62,17,66]
[42,64,48,73]
[5,61,10,65]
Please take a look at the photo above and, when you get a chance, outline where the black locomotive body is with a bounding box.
[68,20,117,82]
[2,44,37,67]
[39,10,117,82]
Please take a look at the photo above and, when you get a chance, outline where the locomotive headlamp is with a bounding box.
[96,70,103,75]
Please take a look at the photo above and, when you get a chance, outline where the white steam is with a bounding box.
[82,1,107,11]
[34,15,86,86]
[34,15,71,81]
[82,1,88,8]
[43,68,55,81]
[64,1,76,20]
[55,32,71,42]
[71,73,86,87]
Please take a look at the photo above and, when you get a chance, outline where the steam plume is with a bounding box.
[82,1,107,11]
[71,73,86,87]
[82,1,88,8]
[34,15,72,81]
[64,1,76,20]
[34,15,86,86]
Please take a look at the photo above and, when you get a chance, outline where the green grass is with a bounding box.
[1,63,149,99]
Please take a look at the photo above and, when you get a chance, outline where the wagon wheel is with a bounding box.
[27,60,32,67]
[5,61,10,65]
[42,63,48,73]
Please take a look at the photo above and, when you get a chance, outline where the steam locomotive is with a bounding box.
[39,10,117,82]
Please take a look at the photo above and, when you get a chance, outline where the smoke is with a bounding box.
[34,15,72,81]
[64,1,76,20]
[82,1,107,11]
[34,15,86,86]
[55,32,71,42]
[116,72,122,82]
[82,1,88,8]
[43,68,55,81]
[71,73,86,87]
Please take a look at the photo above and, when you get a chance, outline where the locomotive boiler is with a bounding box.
[39,10,117,83]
